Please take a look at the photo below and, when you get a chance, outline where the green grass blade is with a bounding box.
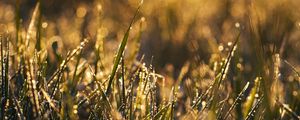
[209,32,240,111]
[222,82,250,120]
[245,96,264,120]
[105,4,142,96]
[243,77,261,118]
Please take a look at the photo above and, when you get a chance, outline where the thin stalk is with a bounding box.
[105,3,142,96]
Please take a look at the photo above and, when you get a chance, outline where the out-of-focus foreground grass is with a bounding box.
[1,0,300,119]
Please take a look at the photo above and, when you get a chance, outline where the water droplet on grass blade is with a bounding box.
[235,22,240,28]
[228,42,232,46]
[218,45,224,51]
[42,22,48,28]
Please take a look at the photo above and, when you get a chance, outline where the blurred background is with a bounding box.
[1,0,300,82]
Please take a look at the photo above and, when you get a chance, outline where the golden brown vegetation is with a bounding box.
[0,0,300,119]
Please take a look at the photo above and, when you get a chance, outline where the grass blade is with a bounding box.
[245,96,264,120]
[40,88,59,113]
[25,2,40,52]
[243,77,261,117]
[105,3,142,96]
[276,100,300,120]
[284,60,300,79]
[222,82,250,120]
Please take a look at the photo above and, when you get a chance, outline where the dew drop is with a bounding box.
[235,22,240,28]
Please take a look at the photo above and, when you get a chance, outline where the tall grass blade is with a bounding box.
[243,77,261,117]
[222,82,249,120]
[105,3,142,96]
[209,32,240,112]
[25,58,40,117]
[25,2,40,53]
[245,96,264,120]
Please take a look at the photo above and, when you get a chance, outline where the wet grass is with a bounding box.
[0,1,300,120]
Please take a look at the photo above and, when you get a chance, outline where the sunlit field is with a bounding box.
[1,0,300,119]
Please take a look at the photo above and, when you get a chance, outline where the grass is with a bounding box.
[0,0,300,119]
